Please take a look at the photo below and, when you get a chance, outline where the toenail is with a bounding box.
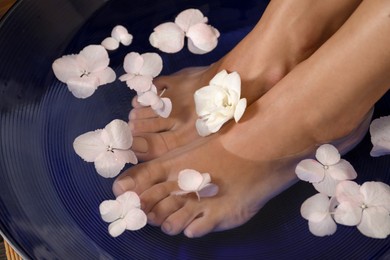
[162,222,172,234]
[112,176,136,196]
[132,137,149,153]
[184,229,193,238]
[147,212,156,225]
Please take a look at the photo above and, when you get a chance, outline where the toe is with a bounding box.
[183,213,220,238]
[130,117,175,134]
[132,131,178,161]
[129,106,158,120]
[140,181,178,213]
[147,195,186,226]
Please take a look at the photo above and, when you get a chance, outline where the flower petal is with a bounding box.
[95,67,116,85]
[357,207,390,239]
[327,159,357,181]
[308,215,337,237]
[73,129,105,162]
[137,90,160,107]
[234,98,247,122]
[198,173,211,190]
[115,149,138,165]
[79,45,110,72]
[300,193,330,222]
[360,181,390,211]
[198,183,219,198]
[187,38,209,55]
[103,119,133,150]
[111,25,133,46]
[94,152,125,178]
[155,98,172,118]
[149,22,185,53]
[186,23,219,53]
[52,55,81,83]
[99,200,122,222]
[209,70,228,87]
[123,52,143,75]
[126,75,153,93]
[108,219,127,237]
[312,172,340,196]
[174,8,207,32]
[101,37,120,51]
[116,191,141,212]
[369,116,390,157]
[177,169,204,192]
[315,144,340,166]
[335,180,363,203]
[334,201,362,226]
[124,208,147,231]
[66,76,99,99]
[295,159,325,183]
[139,53,163,77]
[196,119,212,137]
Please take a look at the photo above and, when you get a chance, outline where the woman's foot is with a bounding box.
[128,0,361,161]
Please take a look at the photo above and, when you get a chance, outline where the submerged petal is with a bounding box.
[73,129,106,162]
[149,22,185,53]
[370,116,390,157]
[315,144,341,166]
[175,8,207,32]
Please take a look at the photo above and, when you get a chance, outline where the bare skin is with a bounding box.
[114,0,390,238]
[129,0,362,161]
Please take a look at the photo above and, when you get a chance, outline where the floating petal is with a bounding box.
[99,200,122,223]
[315,144,340,166]
[300,193,330,222]
[108,219,127,237]
[186,23,219,54]
[149,22,185,53]
[370,116,390,156]
[334,201,362,226]
[124,208,147,231]
[295,159,325,183]
[357,207,390,239]
[335,180,362,203]
[312,172,340,196]
[123,52,143,74]
[327,159,357,181]
[103,119,133,150]
[126,75,153,93]
[139,53,163,77]
[116,191,141,213]
[111,25,133,46]
[97,67,116,85]
[66,75,99,99]
[137,90,160,107]
[79,45,110,72]
[175,8,207,32]
[360,181,390,211]
[308,215,337,237]
[52,55,81,83]
[94,151,126,178]
[101,37,120,50]
[73,130,106,162]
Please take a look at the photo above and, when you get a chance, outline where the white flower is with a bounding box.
[334,181,390,239]
[101,25,133,51]
[73,119,138,178]
[99,191,147,237]
[295,144,357,196]
[149,8,220,54]
[119,52,163,93]
[369,115,390,157]
[194,70,247,136]
[52,45,116,98]
[171,169,219,201]
[300,193,338,237]
[137,87,172,118]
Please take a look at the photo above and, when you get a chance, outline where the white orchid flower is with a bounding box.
[73,119,138,178]
[295,144,357,196]
[99,191,147,237]
[171,169,219,201]
[194,70,247,136]
[52,45,116,98]
[333,181,390,239]
[369,115,390,157]
[149,8,219,54]
[119,52,163,93]
[300,193,338,237]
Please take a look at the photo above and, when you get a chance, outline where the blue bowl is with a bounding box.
[0,0,389,259]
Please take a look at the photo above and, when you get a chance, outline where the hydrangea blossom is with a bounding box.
[295,144,357,196]
[149,8,220,54]
[300,193,338,237]
[52,45,116,98]
[194,70,247,136]
[73,119,137,178]
[137,87,172,118]
[171,169,219,201]
[369,115,390,157]
[119,52,163,93]
[99,191,147,237]
[333,181,390,238]
[101,25,133,51]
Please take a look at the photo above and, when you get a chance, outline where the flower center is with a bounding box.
[361,203,368,210]
[323,165,329,170]
[80,70,91,78]
[106,145,114,153]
